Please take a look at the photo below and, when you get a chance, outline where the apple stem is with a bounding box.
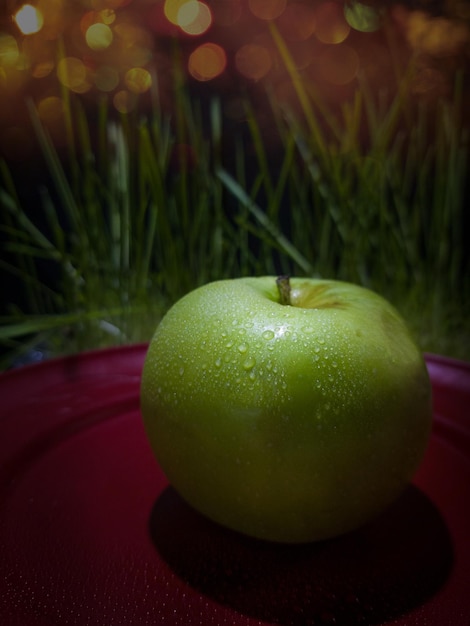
[276,275,292,306]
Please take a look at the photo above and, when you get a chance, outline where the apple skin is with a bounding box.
[141,277,432,543]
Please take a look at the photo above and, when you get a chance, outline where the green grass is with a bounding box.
[1,36,469,368]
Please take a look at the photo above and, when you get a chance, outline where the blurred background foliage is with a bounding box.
[0,0,469,369]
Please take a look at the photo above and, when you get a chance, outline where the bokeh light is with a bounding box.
[57,56,91,93]
[318,44,360,85]
[125,67,152,93]
[37,96,64,127]
[404,11,470,57]
[1,0,467,121]
[248,0,287,21]
[32,60,55,79]
[276,2,317,41]
[99,9,116,25]
[165,0,191,26]
[315,1,350,44]
[85,23,113,50]
[113,23,153,67]
[113,89,137,113]
[188,43,226,81]
[178,2,212,36]
[235,44,272,81]
[0,35,20,68]
[14,5,44,36]
[344,1,381,33]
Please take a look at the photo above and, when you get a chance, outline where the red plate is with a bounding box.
[0,345,469,625]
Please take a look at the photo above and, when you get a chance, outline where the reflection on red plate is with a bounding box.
[0,345,468,625]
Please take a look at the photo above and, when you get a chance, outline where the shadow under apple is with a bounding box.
[149,484,453,625]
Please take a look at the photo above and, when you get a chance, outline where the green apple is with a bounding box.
[141,276,432,543]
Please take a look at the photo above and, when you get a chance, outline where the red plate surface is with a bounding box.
[0,345,469,626]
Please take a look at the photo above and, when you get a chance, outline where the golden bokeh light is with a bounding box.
[164,0,191,26]
[113,89,137,113]
[57,56,91,93]
[32,60,55,78]
[37,95,64,126]
[99,9,116,25]
[235,44,272,81]
[81,10,115,34]
[315,1,350,44]
[0,35,20,68]
[318,44,359,85]
[178,1,212,36]
[113,23,153,66]
[188,43,226,81]
[405,11,470,57]
[248,0,287,21]
[125,67,152,93]
[85,23,113,50]
[14,5,44,35]
[3,0,463,132]
[276,2,317,41]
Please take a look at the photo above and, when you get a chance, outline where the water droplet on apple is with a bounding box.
[332,361,338,368]
[262,329,275,341]
[314,346,321,354]
[225,340,234,349]
[238,344,247,354]
[319,338,325,345]
[215,357,222,368]
[243,357,256,371]
[302,326,315,334]
[179,367,185,377]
